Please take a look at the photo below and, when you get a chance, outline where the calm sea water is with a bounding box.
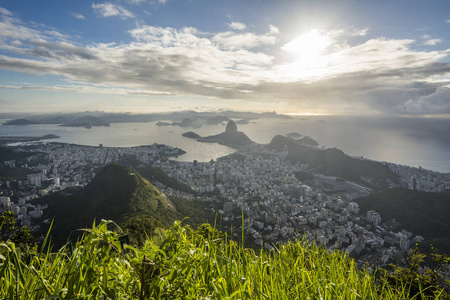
[1,116,449,173]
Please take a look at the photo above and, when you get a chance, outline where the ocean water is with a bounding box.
[0,116,449,173]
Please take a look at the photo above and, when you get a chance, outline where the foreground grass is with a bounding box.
[0,220,446,299]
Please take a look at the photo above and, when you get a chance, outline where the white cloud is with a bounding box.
[268,25,279,35]
[0,12,449,115]
[228,22,246,31]
[92,3,134,18]
[72,13,86,19]
[0,84,172,96]
[158,0,167,3]
[423,38,442,46]
[327,27,369,39]
[446,19,450,23]
[127,0,147,4]
[404,87,450,114]
[0,7,12,16]
[212,31,277,49]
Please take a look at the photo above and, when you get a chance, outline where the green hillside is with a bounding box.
[0,146,35,162]
[33,163,209,245]
[269,135,398,188]
[356,188,450,253]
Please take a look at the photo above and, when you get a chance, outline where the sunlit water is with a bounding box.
[1,116,449,173]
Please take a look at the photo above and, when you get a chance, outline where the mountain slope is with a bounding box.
[33,163,177,244]
[268,135,398,188]
[355,188,450,253]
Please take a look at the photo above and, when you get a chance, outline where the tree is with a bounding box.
[0,210,17,240]
[0,211,36,252]
[385,247,450,299]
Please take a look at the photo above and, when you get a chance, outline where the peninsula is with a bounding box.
[198,120,253,148]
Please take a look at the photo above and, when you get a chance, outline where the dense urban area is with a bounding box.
[1,140,449,269]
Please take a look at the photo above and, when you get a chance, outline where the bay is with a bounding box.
[0,115,449,173]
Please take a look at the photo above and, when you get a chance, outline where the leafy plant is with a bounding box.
[2,219,448,299]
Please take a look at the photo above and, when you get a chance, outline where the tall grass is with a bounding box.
[0,220,445,299]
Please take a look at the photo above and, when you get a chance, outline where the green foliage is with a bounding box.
[0,211,17,239]
[0,211,36,252]
[383,247,450,299]
[356,188,450,254]
[0,146,35,162]
[0,167,34,180]
[1,220,448,299]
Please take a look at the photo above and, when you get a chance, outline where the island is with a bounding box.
[182,131,201,139]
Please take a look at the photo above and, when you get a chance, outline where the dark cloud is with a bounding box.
[30,40,98,60]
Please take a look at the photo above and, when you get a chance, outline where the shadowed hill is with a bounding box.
[355,188,450,253]
[269,135,398,188]
[33,163,178,245]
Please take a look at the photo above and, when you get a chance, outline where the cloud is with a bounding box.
[29,40,98,60]
[0,11,449,115]
[0,7,12,16]
[127,0,147,4]
[404,87,450,114]
[423,38,442,46]
[447,20,450,23]
[92,3,134,18]
[0,84,172,96]
[268,25,279,35]
[72,13,86,19]
[228,22,246,31]
[212,31,277,49]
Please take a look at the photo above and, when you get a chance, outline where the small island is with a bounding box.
[182,131,201,139]
[155,121,171,126]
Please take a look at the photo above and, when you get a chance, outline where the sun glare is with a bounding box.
[282,30,330,60]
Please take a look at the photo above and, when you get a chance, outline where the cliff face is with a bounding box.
[199,120,253,148]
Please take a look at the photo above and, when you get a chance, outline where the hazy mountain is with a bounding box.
[269,135,398,188]
[2,110,290,128]
[3,119,36,125]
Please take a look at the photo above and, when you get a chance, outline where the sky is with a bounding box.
[0,0,450,115]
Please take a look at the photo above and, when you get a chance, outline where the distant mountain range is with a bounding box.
[2,110,290,128]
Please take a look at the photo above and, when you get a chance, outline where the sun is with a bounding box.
[282,30,330,60]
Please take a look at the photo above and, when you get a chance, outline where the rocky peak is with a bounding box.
[225,120,238,133]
